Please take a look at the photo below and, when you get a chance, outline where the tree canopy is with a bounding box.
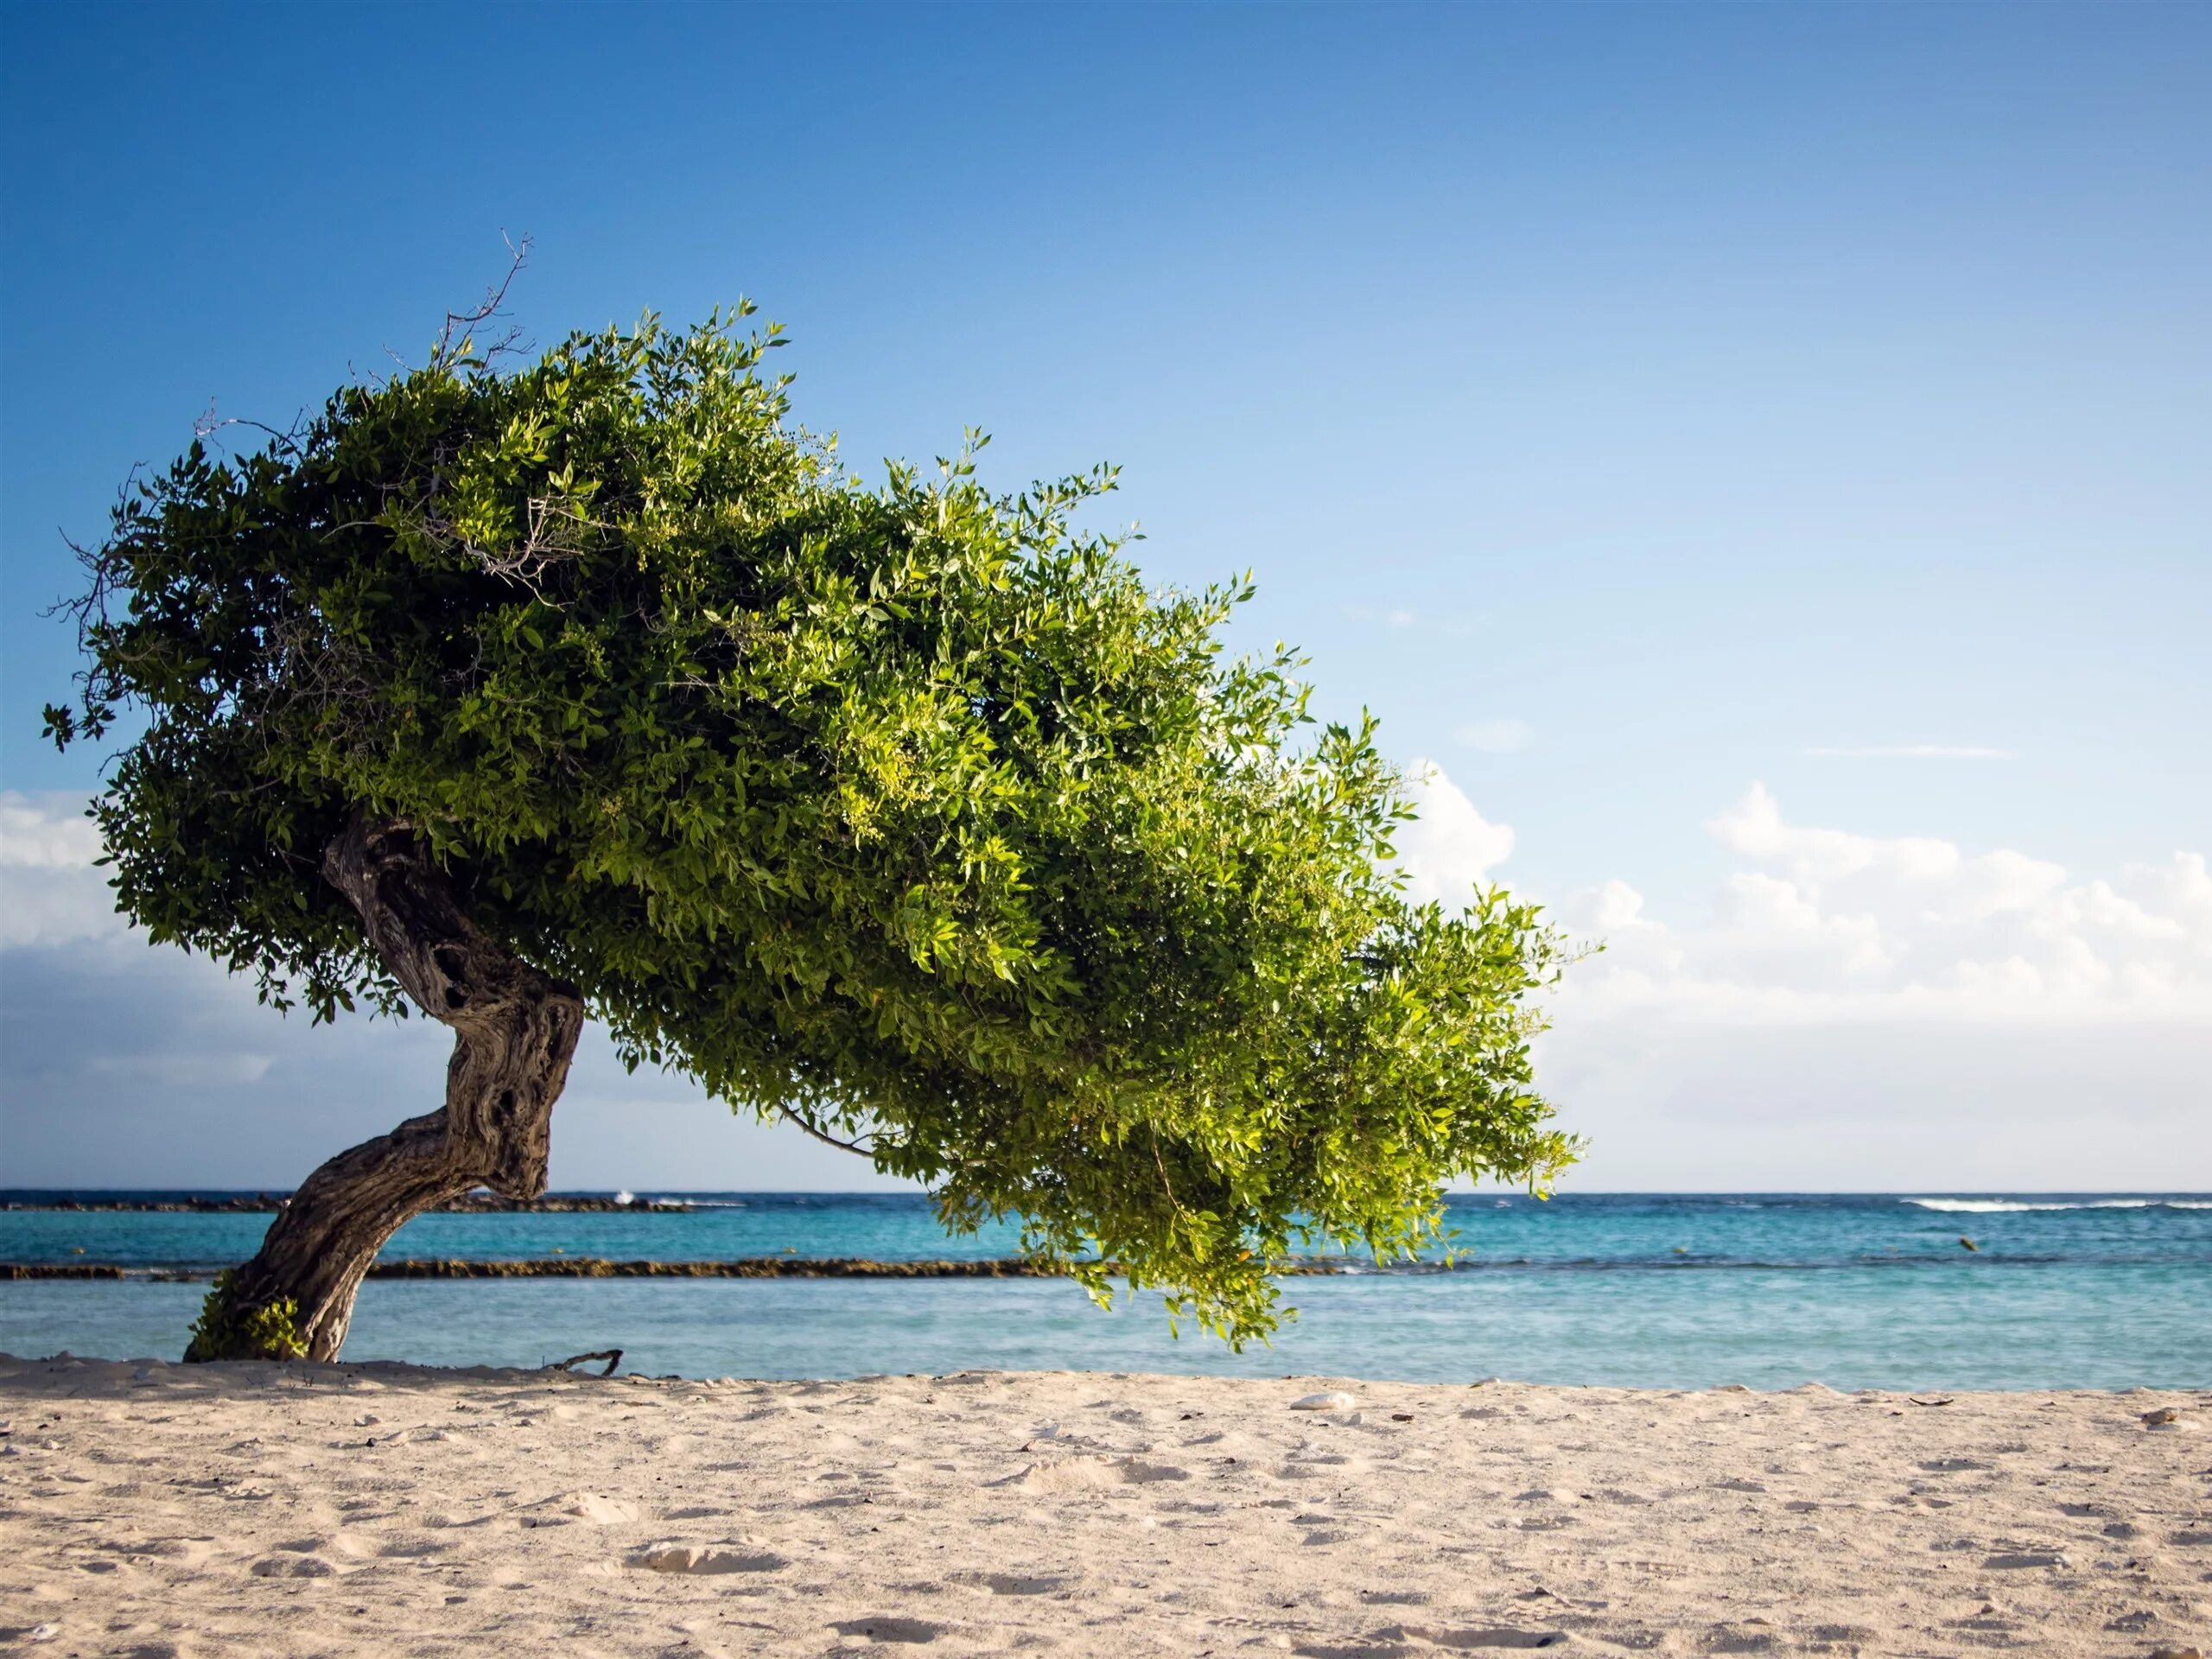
[48,304,1574,1344]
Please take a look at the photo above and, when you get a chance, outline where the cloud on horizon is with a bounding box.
[0,791,116,950]
[1530,779,2211,1188]
[2,782,2207,1190]
[1802,744,2018,760]
[1558,781,2212,1027]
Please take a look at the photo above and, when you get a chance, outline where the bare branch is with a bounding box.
[389,489,606,607]
[194,399,308,457]
[429,231,534,372]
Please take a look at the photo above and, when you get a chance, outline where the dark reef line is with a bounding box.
[2,1255,1353,1281]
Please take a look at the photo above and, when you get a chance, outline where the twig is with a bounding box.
[1150,1124,1188,1220]
[429,231,533,371]
[193,399,308,456]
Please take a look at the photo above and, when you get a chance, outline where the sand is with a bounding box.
[0,1354,2203,1658]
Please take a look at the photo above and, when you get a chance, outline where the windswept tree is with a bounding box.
[46,289,1574,1362]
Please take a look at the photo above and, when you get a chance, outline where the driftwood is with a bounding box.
[547,1349,623,1376]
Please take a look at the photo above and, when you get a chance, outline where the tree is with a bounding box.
[45,293,1575,1362]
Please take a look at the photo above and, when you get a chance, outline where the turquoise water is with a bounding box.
[3,1192,2206,1389]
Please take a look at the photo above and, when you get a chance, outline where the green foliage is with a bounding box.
[185,1271,308,1361]
[48,307,1576,1344]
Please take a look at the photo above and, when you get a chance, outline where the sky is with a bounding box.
[1,3,2206,1192]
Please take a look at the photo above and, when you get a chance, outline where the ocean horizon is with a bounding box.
[5,1190,2204,1390]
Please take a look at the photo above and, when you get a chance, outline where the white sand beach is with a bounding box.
[0,1354,2203,1658]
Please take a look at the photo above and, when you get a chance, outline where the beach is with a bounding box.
[0,1354,2202,1658]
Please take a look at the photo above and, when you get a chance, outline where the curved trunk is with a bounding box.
[184,816,583,1363]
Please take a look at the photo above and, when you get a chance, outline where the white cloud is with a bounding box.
[1803,745,2018,760]
[1527,785,2212,1187]
[1391,760,1515,909]
[87,1051,276,1087]
[1454,718,1532,754]
[0,791,122,949]
[0,792,105,867]
[1566,783,2212,1026]
[1347,604,1486,638]
[0,790,918,1191]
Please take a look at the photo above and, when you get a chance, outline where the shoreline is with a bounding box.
[2,1354,2203,1656]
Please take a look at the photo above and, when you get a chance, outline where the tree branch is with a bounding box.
[779,1103,886,1158]
[429,231,533,372]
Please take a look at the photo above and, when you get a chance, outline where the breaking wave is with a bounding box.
[1903,1198,2212,1213]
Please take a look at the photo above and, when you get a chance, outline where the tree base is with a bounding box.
[180,816,584,1364]
[183,1269,309,1361]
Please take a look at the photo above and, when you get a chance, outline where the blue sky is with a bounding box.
[3,3,2207,1192]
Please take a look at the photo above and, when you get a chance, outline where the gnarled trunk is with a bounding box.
[184,815,583,1362]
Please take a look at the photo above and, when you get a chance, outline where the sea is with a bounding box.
[3,1192,2206,1389]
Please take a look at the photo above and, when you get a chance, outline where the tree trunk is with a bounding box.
[183,815,584,1362]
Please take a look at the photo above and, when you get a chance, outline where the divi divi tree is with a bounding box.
[45,299,1574,1361]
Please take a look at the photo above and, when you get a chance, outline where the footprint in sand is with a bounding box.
[101,1536,215,1567]
[250,1554,337,1578]
[560,1493,643,1524]
[1277,1450,1368,1479]
[957,1571,1078,1596]
[269,1534,349,1558]
[1983,1551,2069,1569]
[629,1543,790,1573]
[1387,1629,1570,1651]
[990,1455,1189,1490]
[830,1615,948,1643]
[1180,1428,1272,1461]
[377,1535,455,1558]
